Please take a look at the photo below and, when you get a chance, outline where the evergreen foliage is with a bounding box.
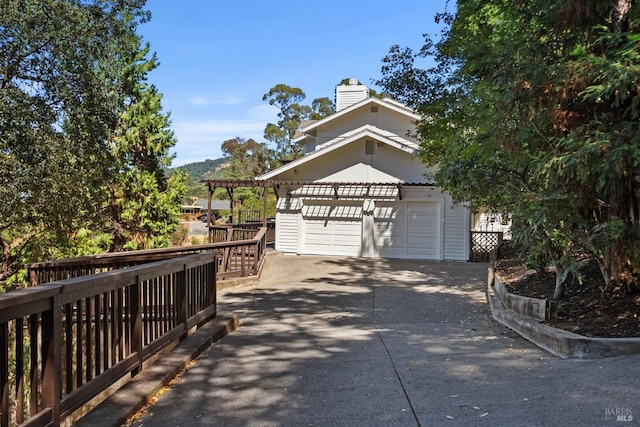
[262,84,335,161]
[377,0,640,295]
[0,0,183,285]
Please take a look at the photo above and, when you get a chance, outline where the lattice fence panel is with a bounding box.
[470,231,504,262]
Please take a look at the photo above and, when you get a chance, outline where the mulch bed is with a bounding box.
[494,243,640,338]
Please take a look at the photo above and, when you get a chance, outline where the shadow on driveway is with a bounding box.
[133,256,640,426]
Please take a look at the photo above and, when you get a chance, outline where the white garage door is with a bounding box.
[301,201,362,256]
[374,202,440,259]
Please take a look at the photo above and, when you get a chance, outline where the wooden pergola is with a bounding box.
[201,179,435,227]
[202,179,272,227]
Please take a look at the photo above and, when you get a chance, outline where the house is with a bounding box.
[179,203,202,220]
[256,79,471,261]
[194,198,230,214]
[472,211,512,239]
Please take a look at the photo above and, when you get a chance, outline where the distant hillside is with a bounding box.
[169,158,231,198]
[174,158,230,180]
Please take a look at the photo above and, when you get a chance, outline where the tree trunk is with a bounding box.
[613,0,631,33]
[0,235,14,282]
[108,187,125,252]
[553,264,566,300]
[595,255,611,291]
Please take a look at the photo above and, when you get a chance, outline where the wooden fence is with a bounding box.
[1,252,217,426]
[208,222,275,245]
[2,227,268,426]
[28,228,269,286]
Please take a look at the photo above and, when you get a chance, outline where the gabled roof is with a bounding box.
[257,124,420,180]
[293,119,317,140]
[292,97,420,143]
[194,199,230,210]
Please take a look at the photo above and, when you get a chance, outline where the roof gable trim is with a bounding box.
[257,124,419,180]
[292,97,420,143]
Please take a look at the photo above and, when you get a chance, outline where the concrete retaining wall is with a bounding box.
[493,274,548,321]
[488,265,640,359]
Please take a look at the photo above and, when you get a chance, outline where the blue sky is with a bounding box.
[140,1,453,166]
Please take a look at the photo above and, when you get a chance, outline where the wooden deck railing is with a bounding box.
[1,228,268,426]
[28,227,269,286]
[1,252,218,426]
[208,221,275,245]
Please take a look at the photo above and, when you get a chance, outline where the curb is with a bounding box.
[487,274,640,359]
[73,313,240,427]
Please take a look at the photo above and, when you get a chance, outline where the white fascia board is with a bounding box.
[292,133,310,144]
[315,125,419,151]
[257,124,419,180]
[297,98,420,136]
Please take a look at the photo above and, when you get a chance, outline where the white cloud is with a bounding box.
[186,95,211,106]
[186,94,244,106]
[170,104,279,166]
[248,103,281,121]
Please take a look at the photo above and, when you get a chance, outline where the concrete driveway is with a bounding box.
[184,220,208,236]
[132,255,640,426]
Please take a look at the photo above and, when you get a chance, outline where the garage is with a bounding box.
[374,201,441,259]
[301,201,363,256]
[299,199,443,259]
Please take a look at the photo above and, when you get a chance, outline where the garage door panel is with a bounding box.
[301,202,363,256]
[334,222,361,234]
[408,248,438,257]
[407,235,437,244]
[380,248,407,256]
[374,202,440,259]
[381,236,407,246]
[405,225,438,236]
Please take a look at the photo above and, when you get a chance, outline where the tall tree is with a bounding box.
[310,97,335,120]
[0,0,148,281]
[262,84,311,160]
[377,0,640,294]
[262,84,335,161]
[106,37,186,252]
[0,0,184,282]
[220,137,271,179]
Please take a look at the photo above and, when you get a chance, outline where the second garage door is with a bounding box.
[374,201,441,259]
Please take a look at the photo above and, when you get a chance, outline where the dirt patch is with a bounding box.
[494,244,640,338]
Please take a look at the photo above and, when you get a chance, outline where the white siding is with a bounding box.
[275,212,299,253]
[335,84,369,111]
[314,107,418,149]
[275,196,301,254]
[443,200,470,261]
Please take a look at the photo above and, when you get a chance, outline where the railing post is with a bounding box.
[1,321,8,427]
[41,294,61,425]
[28,268,39,287]
[131,276,143,377]
[177,264,188,338]
[240,245,246,277]
[252,241,259,275]
[209,259,217,314]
